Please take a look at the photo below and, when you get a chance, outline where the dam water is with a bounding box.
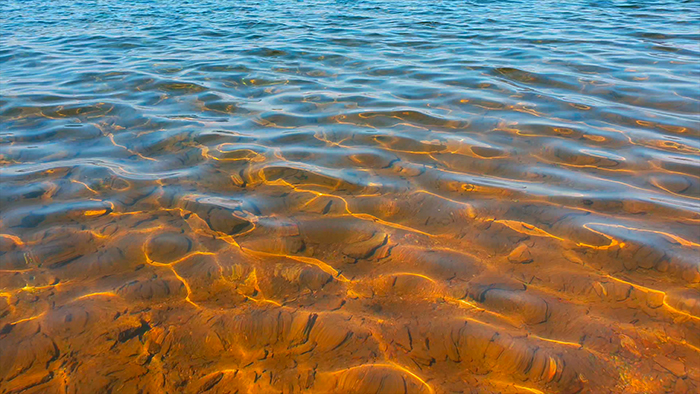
[1,1,699,393]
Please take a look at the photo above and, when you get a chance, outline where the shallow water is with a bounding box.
[1,0,699,393]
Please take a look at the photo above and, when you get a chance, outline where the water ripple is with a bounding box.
[1,0,699,393]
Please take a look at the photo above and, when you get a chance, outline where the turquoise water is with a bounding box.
[1,1,699,393]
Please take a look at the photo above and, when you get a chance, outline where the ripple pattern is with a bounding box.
[1,1,699,393]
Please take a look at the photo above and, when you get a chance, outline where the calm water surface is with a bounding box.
[1,0,699,393]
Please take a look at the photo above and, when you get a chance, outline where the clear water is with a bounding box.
[1,1,699,393]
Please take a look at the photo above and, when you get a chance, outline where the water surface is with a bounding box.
[1,0,699,393]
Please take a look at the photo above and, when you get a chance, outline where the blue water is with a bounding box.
[1,1,699,393]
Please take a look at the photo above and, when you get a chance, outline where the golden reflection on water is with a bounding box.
[2,0,700,393]
[2,119,699,393]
